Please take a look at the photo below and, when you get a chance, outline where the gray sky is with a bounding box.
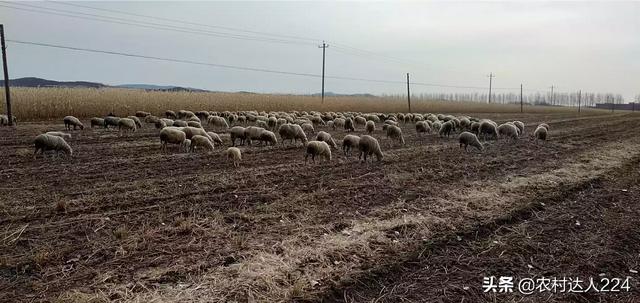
[2,1,639,99]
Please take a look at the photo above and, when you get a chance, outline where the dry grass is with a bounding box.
[1,87,604,121]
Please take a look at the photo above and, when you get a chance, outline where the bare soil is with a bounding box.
[1,112,639,302]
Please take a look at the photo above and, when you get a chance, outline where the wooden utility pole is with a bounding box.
[487,73,494,103]
[549,85,555,106]
[520,84,523,113]
[0,24,12,126]
[318,41,329,104]
[577,90,582,113]
[406,73,411,113]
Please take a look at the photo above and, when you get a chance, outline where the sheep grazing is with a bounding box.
[355,116,367,126]
[104,116,121,129]
[302,123,315,135]
[195,111,210,122]
[118,118,137,134]
[326,121,334,129]
[459,117,471,130]
[344,118,355,132]
[159,127,189,152]
[189,135,215,153]
[244,126,266,145]
[534,125,548,143]
[165,110,177,119]
[278,124,308,146]
[258,130,278,146]
[538,123,550,130]
[0,114,17,126]
[63,116,84,130]
[365,120,375,134]
[90,117,104,128]
[513,121,525,135]
[135,111,151,118]
[127,116,143,129]
[144,115,160,124]
[267,117,278,130]
[173,120,188,127]
[384,119,398,126]
[497,123,519,141]
[228,126,246,146]
[34,134,72,157]
[416,121,431,136]
[316,131,338,149]
[470,122,480,135]
[438,121,455,138]
[181,126,212,141]
[208,116,229,131]
[342,134,360,157]
[333,118,346,130]
[226,147,242,167]
[305,141,332,164]
[358,135,383,162]
[187,121,203,128]
[206,132,224,146]
[385,125,405,145]
[256,120,269,130]
[479,120,498,141]
[45,131,72,140]
[458,132,483,152]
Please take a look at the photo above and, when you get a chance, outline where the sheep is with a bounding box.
[118,118,137,134]
[34,134,72,157]
[144,115,160,124]
[458,132,484,152]
[159,118,174,127]
[479,120,498,141]
[364,120,375,134]
[538,123,550,130]
[416,121,431,136]
[187,121,203,128]
[278,124,308,146]
[165,110,177,119]
[326,121,334,129]
[195,111,210,122]
[333,118,346,129]
[206,132,224,146]
[159,127,189,152]
[355,116,367,126]
[305,141,332,164]
[173,120,188,127]
[189,135,215,153]
[244,126,266,145]
[267,117,278,130]
[104,116,121,129]
[90,117,104,128]
[432,121,442,132]
[186,116,201,123]
[513,121,525,135]
[385,125,405,145]
[258,130,278,146]
[181,126,212,141]
[534,125,548,143]
[342,134,360,157]
[127,116,143,129]
[384,119,398,126]
[302,122,315,135]
[459,117,471,130]
[208,116,229,131]
[470,122,481,135]
[344,118,355,132]
[177,110,196,120]
[226,147,242,167]
[63,116,84,130]
[316,131,338,149]
[229,126,248,146]
[135,111,151,118]
[498,123,519,141]
[0,114,17,126]
[45,131,72,140]
[255,120,269,130]
[183,139,191,151]
[358,135,383,162]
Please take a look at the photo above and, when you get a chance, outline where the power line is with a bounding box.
[8,39,529,90]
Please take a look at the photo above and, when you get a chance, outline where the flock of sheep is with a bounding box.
[20,109,550,166]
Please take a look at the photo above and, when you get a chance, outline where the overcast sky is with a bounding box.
[2,1,639,99]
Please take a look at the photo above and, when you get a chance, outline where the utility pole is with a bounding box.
[549,85,554,106]
[487,73,494,103]
[318,41,329,104]
[520,84,523,113]
[406,73,411,113]
[0,24,12,126]
[578,90,581,113]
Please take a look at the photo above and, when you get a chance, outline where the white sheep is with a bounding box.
[534,125,548,143]
[34,134,72,157]
[118,118,137,135]
[479,120,498,141]
[90,117,104,128]
[63,116,84,130]
[135,111,151,118]
[498,123,519,141]
[302,122,315,135]
[305,141,332,163]
[365,121,375,134]
[513,121,525,135]
[189,135,215,153]
[344,118,355,132]
[258,130,278,146]
[355,116,367,126]
[342,134,360,157]
[244,126,266,145]
[538,123,550,130]
[173,120,188,127]
[226,147,242,167]
[315,131,338,149]
[127,116,143,128]
[278,124,307,146]
[385,124,405,145]
[206,131,224,146]
[45,131,72,140]
[438,121,455,138]
[416,121,431,136]
[165,110,177,119]
[358,135,383,162]
[159,127,189,152]
[208,116,229,131]
[458,132,483,152]
[187,121,203,129]
[230,126,248,146]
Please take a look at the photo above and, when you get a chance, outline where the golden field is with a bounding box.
[0,87,605,120]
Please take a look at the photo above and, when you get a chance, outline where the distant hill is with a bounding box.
[311,91,377,98]
[0,77,106,88]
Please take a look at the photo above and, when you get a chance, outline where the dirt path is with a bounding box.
[1,113,639,302]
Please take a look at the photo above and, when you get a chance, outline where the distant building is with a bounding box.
[594,103,638,111]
